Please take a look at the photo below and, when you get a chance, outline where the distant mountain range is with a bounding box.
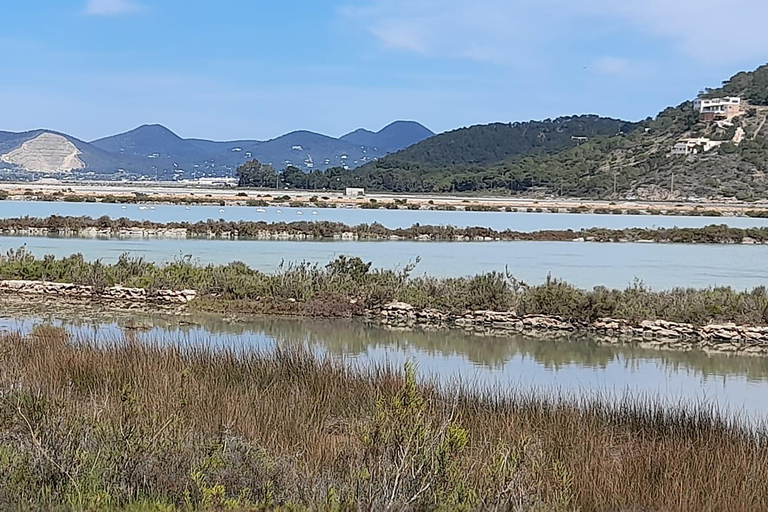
[10,61,768,201]
[0,121,434,178]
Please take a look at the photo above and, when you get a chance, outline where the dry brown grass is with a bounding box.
[1,328,768,510]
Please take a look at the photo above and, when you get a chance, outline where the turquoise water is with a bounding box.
[0,236,765,290]
[0,201,766,289]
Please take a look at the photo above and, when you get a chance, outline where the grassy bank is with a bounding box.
[3,215,768,243]
[0,249,767,326]
[1,329,767,510]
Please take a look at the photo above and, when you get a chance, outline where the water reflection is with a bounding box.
[4,301,768,420]
[3,303,768,384]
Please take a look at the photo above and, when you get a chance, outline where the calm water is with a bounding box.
[3,200,768,231]
[1,236,767,290]
[0,201,766,289]
[4,305,768,423]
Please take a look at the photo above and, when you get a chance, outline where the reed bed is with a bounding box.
[0,248,767,326]
[1,328,767,510]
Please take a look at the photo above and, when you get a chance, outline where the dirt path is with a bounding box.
[753,114,767,140]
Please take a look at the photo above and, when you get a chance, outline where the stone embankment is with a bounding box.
[0,280,197,305]
[372,302,768,355]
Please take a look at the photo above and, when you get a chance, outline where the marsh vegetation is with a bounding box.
[1,329,767,510]
[0,249,767,326]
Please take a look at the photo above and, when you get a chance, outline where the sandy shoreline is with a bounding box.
[2,181,768,216]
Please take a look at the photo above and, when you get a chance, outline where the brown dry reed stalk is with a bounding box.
[1,328,768,510]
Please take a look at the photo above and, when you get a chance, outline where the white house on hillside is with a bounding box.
[693,97,742,121]
[671,137,723,156]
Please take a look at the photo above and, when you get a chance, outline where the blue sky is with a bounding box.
[2,0,768,141]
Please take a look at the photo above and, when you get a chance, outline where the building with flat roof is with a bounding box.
[196,177,238,187]
[345,187,365,197]
[671,137,723,156]
[693,97,742,121]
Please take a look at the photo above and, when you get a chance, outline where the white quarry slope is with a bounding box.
[0,132,84,172]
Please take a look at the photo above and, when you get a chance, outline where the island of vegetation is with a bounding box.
[2,215,768,244]
[0,249,767,354]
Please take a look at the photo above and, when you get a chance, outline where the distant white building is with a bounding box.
[197,177,238,187]
[671,137,723,156]
[345,187,365,197]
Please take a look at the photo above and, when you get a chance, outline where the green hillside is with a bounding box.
[237,64,768,200]
[384,115,639,166]
[702,63,768,105]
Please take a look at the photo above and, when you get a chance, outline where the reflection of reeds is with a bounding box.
[2,329,768,510]
[8,296,768,384]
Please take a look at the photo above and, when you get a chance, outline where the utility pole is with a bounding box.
[613,172,617,196]
[671,173,675,195]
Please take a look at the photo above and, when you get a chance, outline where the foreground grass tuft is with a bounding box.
[1,330,768,510]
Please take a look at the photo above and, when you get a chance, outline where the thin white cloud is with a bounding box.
[348,0,768,65]
[583,0,768,62]
[85,0,140,16]
[594,57,632,77]
[345,0,554,65]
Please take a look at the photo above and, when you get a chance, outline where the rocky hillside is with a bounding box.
[0,130,124,174]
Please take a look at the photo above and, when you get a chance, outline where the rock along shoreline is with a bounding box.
[2,280,767,355]
[0,280,197,306]
[369,302,768,356]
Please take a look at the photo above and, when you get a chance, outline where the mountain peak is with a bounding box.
[128,124,181,139]
[345,128,375,136]
[341,120,434,152]
[90,124,186,156]
[3,119,436,176]
[379,120,432,133]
